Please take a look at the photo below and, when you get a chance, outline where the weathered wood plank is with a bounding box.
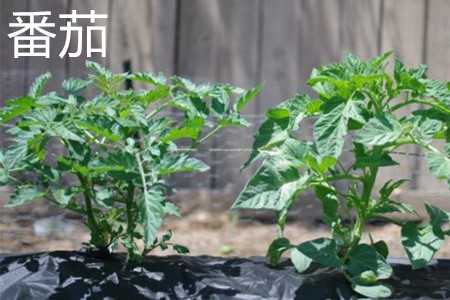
[27,0,70,93]
[0,0,29,100]
[108,0,152,74]
[297,0,341,94]
[340,0,381,58]
[259,0,300,108]
[148,0,177,75]
[419,0,450,193]
[68,0,109,77]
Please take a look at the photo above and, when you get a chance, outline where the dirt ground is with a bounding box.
[2,209,450,259]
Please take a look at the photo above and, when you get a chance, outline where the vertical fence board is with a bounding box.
[260,0,300,108]
[340,0,381,58]
[419,0,450,192]
[148,0,177,74]
[68,0,109,77]
[297,0,341,95]
[0,0,29,101]
[27,0,69,93]
[108,0,152,74]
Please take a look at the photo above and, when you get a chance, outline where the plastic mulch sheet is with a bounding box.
[1,251,449,299]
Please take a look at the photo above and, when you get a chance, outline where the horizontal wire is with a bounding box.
[176,148,426,157]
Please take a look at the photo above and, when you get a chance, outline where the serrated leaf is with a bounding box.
[401,222,444,269]
[354,152,398,169]
[128,72,167,86]
[242,118,290,169]
[233,157,308,211]
[313,98,351,158]
[139,188,165,248]
[426,151,450,184]
[7,187,45,207]
[52,189,74,206]
[163,201,180,217]
[29,72,52,98]
[354,114,404,146]
[297,238,342,268]
[158,155,208,175]
[235,84,263,111]
[62,78,92,94]
[425,203,450,226]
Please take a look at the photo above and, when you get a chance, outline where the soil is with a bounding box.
[2,209,450,259]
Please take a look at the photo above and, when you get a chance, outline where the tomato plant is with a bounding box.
[232,51,450,298]
[0,61,262,262]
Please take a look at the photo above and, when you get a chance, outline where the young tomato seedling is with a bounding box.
[0,61,262,262]
[232,51,450,298]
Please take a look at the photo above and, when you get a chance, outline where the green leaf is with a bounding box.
[52,189,75,206]
[347,244,392,279]
[291,247,312,273]
[0,96,39,123]
[352,281,393,298]
[128,72,167,87]
[173,244,190,254]
[305,155,337,174]
[158,155,209,175]
[266,237,292,265]
[373,240,389,259]
[7,187,45,207]
[297,238,342,268]
[411,117,443,142]
[62,78,92,94]
[29,72,52,98]
[235,84,263,111]
[315,185,339,219]
[426,151,450,184]
[163,201,180,217]
[401,222,444,269]
[313,98,348,158]
[139,188,165,249]
[354,114,404,146]
[425,203,450,226]
[242,117,290,169]
[232,157,308,211]
[354,152,398,168]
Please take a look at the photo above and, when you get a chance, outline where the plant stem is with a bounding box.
[193,125,222,147]
[78,174,103,247]
[125,182,136,259]
[145,102,170,119]
[350,155,380,248]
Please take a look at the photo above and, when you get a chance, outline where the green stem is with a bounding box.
[125,182,136,259]
[350,155,380,248]
[193,125,222,147]
[145,102,170,119]
[391,99,436,112]
[77,174,103,247]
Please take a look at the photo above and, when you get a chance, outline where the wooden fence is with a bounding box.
[0,0,449,212]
